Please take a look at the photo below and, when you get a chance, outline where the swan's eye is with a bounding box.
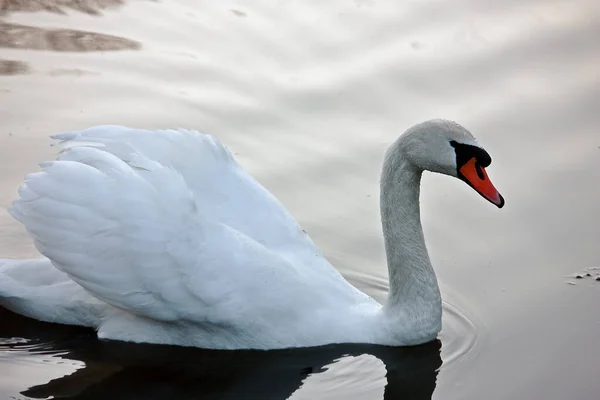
[449,140,492,169]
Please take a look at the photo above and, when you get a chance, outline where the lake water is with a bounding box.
[0,0,599,399]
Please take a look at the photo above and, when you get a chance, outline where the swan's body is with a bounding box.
[0,120,503,349]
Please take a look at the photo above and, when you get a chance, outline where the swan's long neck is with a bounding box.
[379,144,441,324]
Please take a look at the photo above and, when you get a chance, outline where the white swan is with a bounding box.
[0,119,503,349]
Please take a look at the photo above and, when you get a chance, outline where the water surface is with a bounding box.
[1,0,599,399]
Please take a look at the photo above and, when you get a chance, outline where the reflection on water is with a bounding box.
[0,1,139,73]
[0,300,478,398]
[0,58,28,75]
[1,309,441,400]
[1,0,126,16]
[0,22,140,52]
[0,0,599,399]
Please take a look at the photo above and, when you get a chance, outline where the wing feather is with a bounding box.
[49,126,342,278]
[9,131,346,325]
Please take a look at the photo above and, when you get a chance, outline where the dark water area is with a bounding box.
[1,0,599,399]
[1,310,441,400]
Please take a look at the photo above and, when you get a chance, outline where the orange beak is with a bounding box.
[458,157,504,208]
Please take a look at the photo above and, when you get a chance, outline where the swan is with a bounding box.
[0,119,503,350]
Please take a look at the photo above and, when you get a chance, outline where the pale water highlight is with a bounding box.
[0,0,599,399]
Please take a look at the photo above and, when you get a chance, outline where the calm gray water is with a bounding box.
[0,1,599,399]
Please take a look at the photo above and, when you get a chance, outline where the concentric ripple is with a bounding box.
[439,300,480,367]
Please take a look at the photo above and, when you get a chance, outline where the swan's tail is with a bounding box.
[0,258,105,327]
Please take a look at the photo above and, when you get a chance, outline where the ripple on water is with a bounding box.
[439,301,480,367]
[355,274,480,368]
[0,337,29,345]
[0,335,86,399]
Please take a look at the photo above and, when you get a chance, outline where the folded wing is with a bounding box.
[9,127,350,325]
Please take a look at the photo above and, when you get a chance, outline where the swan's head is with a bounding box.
[398,119,504,208]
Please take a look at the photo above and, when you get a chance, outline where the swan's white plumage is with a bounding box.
[0,258,105,327]
[0,120,494,349]
[2,126,378,349]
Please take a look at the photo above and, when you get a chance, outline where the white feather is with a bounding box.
[1,121,485,349]
[1,126,376,349]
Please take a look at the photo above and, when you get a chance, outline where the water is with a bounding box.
[1,0,599,399]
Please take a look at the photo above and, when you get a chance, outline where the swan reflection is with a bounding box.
[1,310,441,400]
